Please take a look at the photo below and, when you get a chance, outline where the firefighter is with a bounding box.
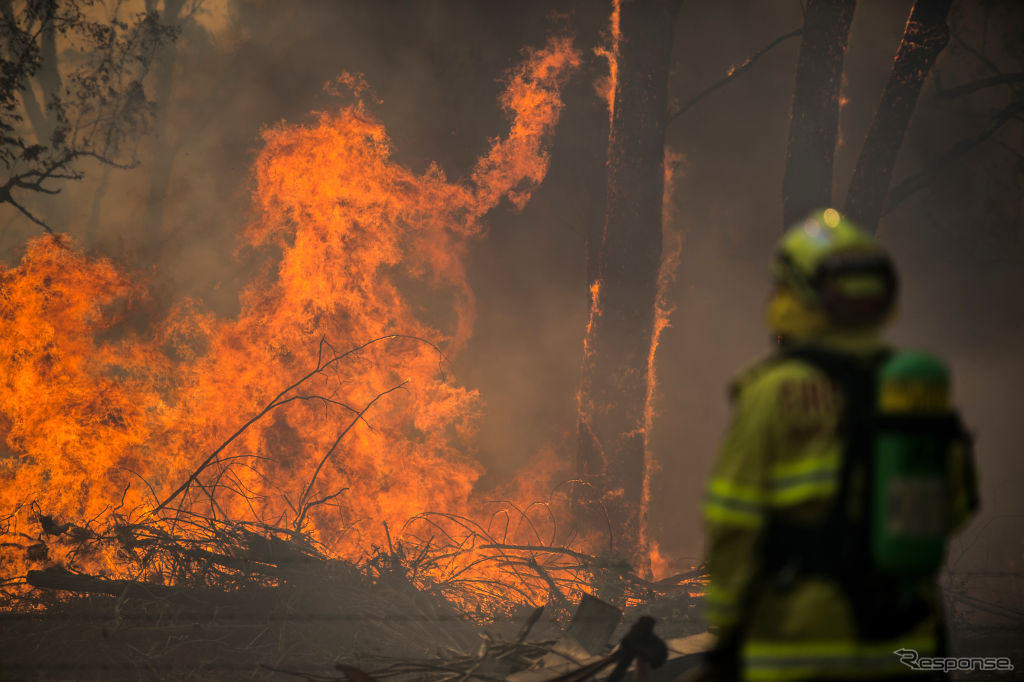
[699,209,979,681]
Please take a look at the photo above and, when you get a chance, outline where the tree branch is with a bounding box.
[884,95,1024,215]
[844,0,953,233]
[479,543,594,562]
[152,334,440,514]
[949,27,1002,76]
[294,381,408,530]
[2,192,53,232]
[936,72,1024,99]
[668,27,803,124]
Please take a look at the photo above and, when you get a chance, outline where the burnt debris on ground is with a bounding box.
[0,510,707,680]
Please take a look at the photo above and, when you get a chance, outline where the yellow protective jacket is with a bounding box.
[703,333,978,681]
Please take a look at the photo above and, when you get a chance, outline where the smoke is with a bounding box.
[650,0,1024,580]
[1,0,1021,588]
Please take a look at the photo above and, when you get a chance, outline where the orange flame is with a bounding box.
[593,0,621,126]
[641,152,684,574]
[0,38,581,604]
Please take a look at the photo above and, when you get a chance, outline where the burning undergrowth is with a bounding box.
[0,31,715,680]
[1,502,704,679]
[0,33,701,633]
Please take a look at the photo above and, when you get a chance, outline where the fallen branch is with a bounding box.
[480,543,593,562]
[27,565,184,599]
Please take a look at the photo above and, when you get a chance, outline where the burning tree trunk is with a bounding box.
[576,0,682,570]
[781,0,856,227]
[844,0,953,234]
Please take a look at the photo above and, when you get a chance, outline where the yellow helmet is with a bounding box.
[772,208,898,329]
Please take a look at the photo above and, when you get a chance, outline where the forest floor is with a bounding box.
[0,558,707,680]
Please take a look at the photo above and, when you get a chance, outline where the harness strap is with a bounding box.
[762,346,936,641]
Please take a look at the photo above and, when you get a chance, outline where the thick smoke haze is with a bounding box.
[655,2,1024,585]
[2,0,1021,613]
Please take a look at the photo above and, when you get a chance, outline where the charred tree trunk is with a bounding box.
[844,0,953,234]
[577,0,681,570]
[782,0,856,227]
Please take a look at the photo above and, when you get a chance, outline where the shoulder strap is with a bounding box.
[762,346,959,640]
[763,345,888,573]
[728,352,784,402]
[776,344,890,387]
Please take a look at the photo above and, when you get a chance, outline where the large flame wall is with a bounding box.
[0,38,580,584]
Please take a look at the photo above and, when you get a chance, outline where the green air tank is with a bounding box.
[872,350,952,576]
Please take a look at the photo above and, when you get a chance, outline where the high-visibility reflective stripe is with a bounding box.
[768,468,838,506]
[704,492,765,527]
[770,452,840,480]
[709,477,767,504]
[706,454,840,523]
[744,635,937,682]
[746,635,936,658]
[705,583,739,606]
[767,453,840,506]
[745,655,912,681]
[704,477,768,526]
[706,611,740,630]
[705,587,740,628]
[703,500,764,527]
[706,602,739,618]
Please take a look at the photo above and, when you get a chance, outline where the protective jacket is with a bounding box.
[703,332,978,681]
